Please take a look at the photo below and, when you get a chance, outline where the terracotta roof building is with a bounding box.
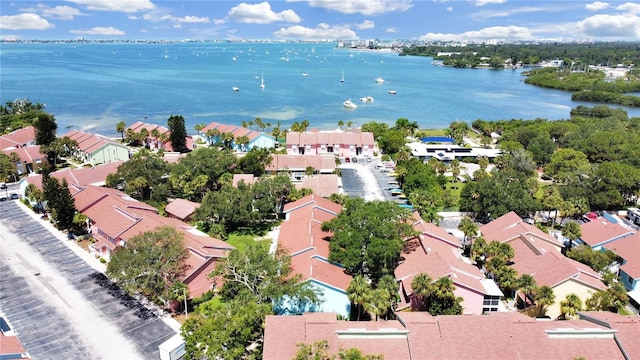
[72,185,233,298]
[264,311,627,360]
[578,217,635,249]
[0,126,36,150]
[286,129,376,157]
[201,121,275,152]
[578,311,640,360]
[395,213,503,314]
[60,129,129,166]
[165,198,200,222]
[276,194,351,317]
[127,121,194,152]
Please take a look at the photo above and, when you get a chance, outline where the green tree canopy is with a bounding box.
[105,226,189,302]
[321,198,416,283]
[167,114,188,153]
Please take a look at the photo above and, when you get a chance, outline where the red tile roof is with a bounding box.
[295,175,340,198]
[606,232,640,278]
[286,130,375,147]
[578,311,640,360]
[283,193,341,214]
[165,198,200,220]
[72,185,233,297]
[265,154,336,173]
[0,332,27,357]
[2,145,44,165]
[24,162,123,190]
[0,126,35,149]
[231,174,256,187]
[511,249,606,291]
[579,218,635,247]
[201,121,269,142]
[480,211,563,249]
[264,311,625,360]
[60,129,125,154]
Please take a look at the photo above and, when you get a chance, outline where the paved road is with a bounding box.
[0,200,177,359]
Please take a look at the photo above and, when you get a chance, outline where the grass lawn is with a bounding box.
[443,177,463,211]
[535,183,548,200]
[419,129,447,137]
[226,233,270,251]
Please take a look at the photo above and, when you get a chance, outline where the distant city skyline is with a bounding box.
[1,0,639,42]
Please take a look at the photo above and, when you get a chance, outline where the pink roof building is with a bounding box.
[277,194,351,317]
[606,233,640,293]
[0,126,36,150]
[286,130,376,157]
[165,198,200,222]
[479,211,565,258]
[2,145,45,175]
[579,217,635,249]
[395,213,503,314]
[295,174,340,198]
[265,154,336,175]
[72,185,233,298]
[579,311,640,359]
[201,121,276,151]
[264,311,625,360]
[60,129,129,165]
[127,121,194,152]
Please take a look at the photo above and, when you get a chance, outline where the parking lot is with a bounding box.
[339,157,406,204]
[0,200,177,359]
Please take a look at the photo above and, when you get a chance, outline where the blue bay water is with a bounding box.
[2,42,639,137]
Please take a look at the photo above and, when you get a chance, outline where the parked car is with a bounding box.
[344,157,350,163]
[10,193,19,200]
[366,157,372,162]
[351,157,358,163]
[0,182,6,189]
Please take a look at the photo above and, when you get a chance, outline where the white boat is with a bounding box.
[375,77,385,83]
[340,70,345,83]
[388,90,397,95]
[343,99,357,109]
[260,73,265,89]
[301,72,308,77]
[232,86,239,91]
[360,96,374,103]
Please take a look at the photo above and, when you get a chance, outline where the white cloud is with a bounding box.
[299,0,413,15]
[419,25,532,41]
[356,20,374,30]
[447,6,453,11]
[0,13,54,30]
[472,6,563,20]
[21,4,86,20]
[70,26,125,35]
[617,2,640,15]
[578,14,640,38]
[474,0,507,6]
[142,11,209,24]
[65,0,155,12]
[274,23,357,40]
[386,27,399,33]
[585,2,610,11]
[228,2,301,24]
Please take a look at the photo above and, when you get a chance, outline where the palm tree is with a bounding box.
[304,166,315,177]
[301,119,310,132]
[365,288,389,321]
[235,135,250,152]
[562,221,582,252]
[376,275,399,320]
[559,293,582,320]
[470,237,488,266]
[338,120,344,130]
[206,128,220,145]
[346,121,353,129]
[534,286,555,317]
[458,217,478,256]
[194,123,205,137]
[248,120,254,130]
[116,121,126,141]
[347,275,371,321]
[451,159,461,181]
[410,273,432,310]
[241,121,248,129]
[517,274,537,307]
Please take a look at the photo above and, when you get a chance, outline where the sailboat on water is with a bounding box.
[260,72,265,89]
[340,69,345,83]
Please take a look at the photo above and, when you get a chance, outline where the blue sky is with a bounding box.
[1,0,639,41]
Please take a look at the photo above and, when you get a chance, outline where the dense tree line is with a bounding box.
[402,42,640,67]
[522,67,640,107]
